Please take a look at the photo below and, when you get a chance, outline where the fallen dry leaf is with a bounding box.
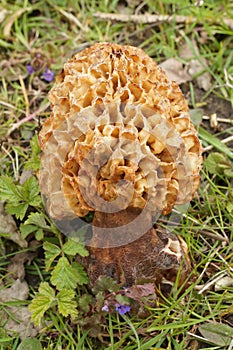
[5,306,39,340]
[7,251,37,280]
[0,202,28,248]
[0,279,39,339]
[189,59,212,91]
[0,279,29,302]
[19,169,34,185]
[179,40,212,91]
[160,58,191,85]
[215,276,233,291]
[125,283,156,302]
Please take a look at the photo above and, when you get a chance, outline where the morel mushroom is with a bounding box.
[39,43,202,288]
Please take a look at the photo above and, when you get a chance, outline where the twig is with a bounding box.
[187,332,210,342]
[203,135,233,152]
[94,12,196,25]
[94,12,233,30]
[58,8,88,32]
[198,230,229,243]
[197,270,227,294]
[203,115,233,125]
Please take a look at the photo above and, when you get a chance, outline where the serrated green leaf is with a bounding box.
[62,238,89,257]
[17,338,42,350]
[25,212,49,229]
[72,262,89,285]
[0,176,41,219]
[51,257,88,290]
[95,291,105,312]
[51,257,77,290]
[25,159,41,171]
[25,135,41,171]
[5,202,28,220]
[78,294,93,313]
[21,176,41,206]
[93,276,119,294]
[35,228,44,241]
[29,282,55,326]
[31,135,41,154]
[20,224,38,239]
[198,322,233,346]
[43,241,61,271]
[57,289,78,318]
[0,175,22,202]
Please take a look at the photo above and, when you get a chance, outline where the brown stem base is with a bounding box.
[82,208,190,288]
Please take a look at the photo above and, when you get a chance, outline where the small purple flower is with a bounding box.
[42,68,54,82]
[26,65,34,75]
[101,304,109,312]
[115,304,131,315]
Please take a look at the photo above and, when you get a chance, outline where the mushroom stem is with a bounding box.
[84,208,190,288]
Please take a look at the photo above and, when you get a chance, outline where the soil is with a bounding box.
[182,84,233,134]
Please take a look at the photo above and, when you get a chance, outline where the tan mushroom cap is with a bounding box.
[39,42,202,220]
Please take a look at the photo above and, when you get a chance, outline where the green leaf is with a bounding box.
[17,338,42,350]
[78,294,93,313]
[29,282,55,326]
[25,135,41,171]
[43,241,61,271]
[72,262,89,286]
[62,238,89,257]
[21,176,41,206]
[92,276,119,294]
[116,294,130,305]
[57,289,78,318]
[198,322,233,346]
[189,108,203,126]
[20,224,38,239]
[199,127,233,160]
[205,152,233,177]
[35,228,44,241]
[95,291,105,312]
[0,175,22,202]
[25,212,49,229]
[51,257,88,290]
[226,202,233,214]
[5,202,28,220]
[0,176,41,219]
[0,327,11,346]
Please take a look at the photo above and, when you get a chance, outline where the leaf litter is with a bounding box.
[7,250,37,280]
[0,279,39,340]
[0,202,27,248]
[198,322,233,347]
[161,39,212,91]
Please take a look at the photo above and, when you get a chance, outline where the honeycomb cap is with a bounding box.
[39,42,202,221]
